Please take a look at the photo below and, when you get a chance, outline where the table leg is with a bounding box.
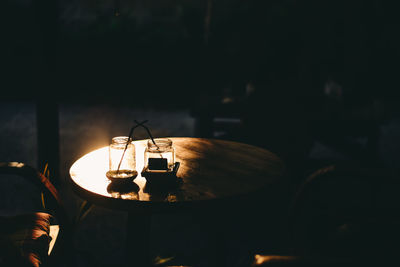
[34,0,59,185]
[126,212,152,266]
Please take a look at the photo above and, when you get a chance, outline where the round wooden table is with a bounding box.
[69,137,285,265]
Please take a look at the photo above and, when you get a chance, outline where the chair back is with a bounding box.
[288,165,400,261]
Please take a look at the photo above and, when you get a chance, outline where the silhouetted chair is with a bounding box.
[0,162,71,266]
[251,164,400,266]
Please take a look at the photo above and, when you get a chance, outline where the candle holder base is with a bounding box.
[141,162,180,180]
[106,170,138,183]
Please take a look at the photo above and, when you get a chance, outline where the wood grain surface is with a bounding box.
[69,137,285,211]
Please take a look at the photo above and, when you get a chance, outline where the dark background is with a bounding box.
[3,0,399,101]
[2,0,400,170]
[1,0,400,266]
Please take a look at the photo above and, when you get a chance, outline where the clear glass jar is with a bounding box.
[107,136,137,179]
[144,138,175,172]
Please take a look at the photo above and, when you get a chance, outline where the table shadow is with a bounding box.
[142,164,184,202]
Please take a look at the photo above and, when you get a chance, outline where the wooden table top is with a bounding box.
[69,137,285,211]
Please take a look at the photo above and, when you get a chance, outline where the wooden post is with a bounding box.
[34,0,60,184]
[36,102,60,185]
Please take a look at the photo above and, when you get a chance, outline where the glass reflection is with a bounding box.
[143,175,183,202]
[107,181,140,200]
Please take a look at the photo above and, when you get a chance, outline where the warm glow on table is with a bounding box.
[69,137,285,266]
[70,140,150,201]
[69,137,285,209]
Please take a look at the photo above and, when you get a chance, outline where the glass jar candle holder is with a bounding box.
[106,136,137,180]
[144,138,175,173]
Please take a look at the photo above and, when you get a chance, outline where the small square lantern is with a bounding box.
[144,138,175,173]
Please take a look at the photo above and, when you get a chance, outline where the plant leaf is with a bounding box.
[76,200,93,223]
